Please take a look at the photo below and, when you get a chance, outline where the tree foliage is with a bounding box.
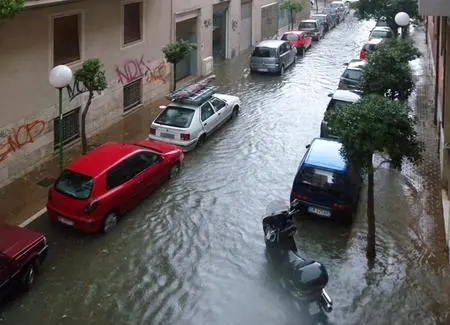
[71,59,108,154]
[162,39,197,91]
[0,0,24,21]
[281,0,304,30]
[325,94,423,262]
[362,39,421,100]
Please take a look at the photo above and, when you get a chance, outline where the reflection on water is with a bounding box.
[1,16,450,325]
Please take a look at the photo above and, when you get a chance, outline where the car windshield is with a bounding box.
[154,106,195,128]
[327,99,354,112]
[55,170,94,200]
[252,47,276,57]
[281,34,299,41]
[298,167,346,195]
[343,69,362,81]
[371,30,390,38]
[299,22,317,29]
[363,43,377,52]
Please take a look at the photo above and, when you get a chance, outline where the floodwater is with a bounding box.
[1,14,450,325]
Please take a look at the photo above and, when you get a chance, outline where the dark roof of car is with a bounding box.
[304,138,347,172]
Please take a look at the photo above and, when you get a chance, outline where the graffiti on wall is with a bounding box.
[0,120,47,164]
[115,56,168,85]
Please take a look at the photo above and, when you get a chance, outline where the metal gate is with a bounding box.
[240,0,252,52]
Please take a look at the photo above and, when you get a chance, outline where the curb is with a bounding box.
[19,207,47,228]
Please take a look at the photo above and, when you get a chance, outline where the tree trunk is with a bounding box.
[81,93,93,154]
[366,166,376,263]
[172,63,177,92]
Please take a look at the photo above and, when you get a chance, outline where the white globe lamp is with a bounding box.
[395,12,410,27]
[49,65,73,89]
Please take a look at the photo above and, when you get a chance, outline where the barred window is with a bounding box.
[123,79,142,112]
[54,107,80,150]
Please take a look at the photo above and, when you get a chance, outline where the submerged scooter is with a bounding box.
[262,200,333,314]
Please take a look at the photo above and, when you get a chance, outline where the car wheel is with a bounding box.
[102,211,118,234]
[22,263,36,291]
[279,65,285,75]
[232,106,239,119]
[301,46,306,56]
[169,162,181,180]
[196,134,206,148]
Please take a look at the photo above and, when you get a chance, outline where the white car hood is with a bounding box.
[213,93,239,103]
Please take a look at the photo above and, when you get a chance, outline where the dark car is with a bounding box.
[298,19,324,41]
[311,14,332,33]
[0,225,48,300]
[290,138,362,224]
[323,7,340,25]
[338,59,367,94]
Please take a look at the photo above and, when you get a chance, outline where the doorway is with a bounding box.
[213,2,229,61]
[175,17,198,82]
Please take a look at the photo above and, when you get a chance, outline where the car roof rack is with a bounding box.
[167,75,217,106]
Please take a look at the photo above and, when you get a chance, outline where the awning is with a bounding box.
[419,0,450,16]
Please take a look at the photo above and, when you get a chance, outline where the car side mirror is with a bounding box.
[305,144,311,149]
[159,105,167,110]
[328,93,333,97]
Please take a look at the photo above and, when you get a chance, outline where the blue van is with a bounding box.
[290,138,362,223]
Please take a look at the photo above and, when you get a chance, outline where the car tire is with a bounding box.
[102,211,118,234]
[232,106,239,119]
[169,162,181,180]
[279,65,285,75]
[196,134,206,148]
[22,263,36,291]
[301,46,306,56]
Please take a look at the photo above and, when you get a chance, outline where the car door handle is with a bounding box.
[203,122,207,126]
[218,112,221,116]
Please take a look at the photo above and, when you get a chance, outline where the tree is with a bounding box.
[69,59,108,154]
[281,0,304,30]
[352,0,419,36]
[0,0,24,21]
[162,39,197,91]
[325,94,423,263]
[362,39,421,101]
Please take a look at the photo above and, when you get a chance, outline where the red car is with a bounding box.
[359,38,384,60]
[281,31,312,55]
[47,140,184,234]
[0,225,48,299]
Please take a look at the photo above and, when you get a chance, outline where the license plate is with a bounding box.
[160,132,174,139]
[58,216,74,226]
[258,68,268,72]
[307,207,331,217]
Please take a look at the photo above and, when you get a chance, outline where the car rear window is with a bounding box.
[371,30,391,38]
[343,69,362,81]
[363,43,377,52]
[299,22,317,29]
[297,167,346,195]
[55,170,94,200]
[154,106,195,128]
[327,99,354,112]
[281,34,299,41]
[252,47,277,57]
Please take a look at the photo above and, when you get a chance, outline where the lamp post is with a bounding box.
[395,12,410,39]
[49,65,73,172]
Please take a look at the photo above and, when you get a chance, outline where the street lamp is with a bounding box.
[395,12,410,39]
[49,65,73,172]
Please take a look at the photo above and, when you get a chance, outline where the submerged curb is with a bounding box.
[19,207,47,228]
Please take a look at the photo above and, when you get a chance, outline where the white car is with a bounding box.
[149,78,241,152]
[369,26,395,41]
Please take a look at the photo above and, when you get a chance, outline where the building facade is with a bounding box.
[420,0,450,247]
[0,0,309,188]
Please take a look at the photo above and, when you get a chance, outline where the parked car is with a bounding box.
[323,7,340,25]
[359,38,385,60]
[375,16,388,27]
[369,26,395,40]
[289,138,362,223]
[320,90,361,138]
[0,224,48,299]
[298,19,324,41]
[338,59,367,94]
[281,30,312,55]
[311,14,331,33]
[47,140,184,234]
[327,1,348,21]
[250,40,297,74]
[149,80,241,151]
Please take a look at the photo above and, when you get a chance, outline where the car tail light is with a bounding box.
[150,127,156,135]
[333,203,352,211]
[180,133,190,141]
[294,193,308,201]
[359,50,366,60]
[84,201,99,215]
[48,189,52,202]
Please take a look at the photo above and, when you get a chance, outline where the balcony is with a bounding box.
[25,0,83,9]
[419,0,450,16]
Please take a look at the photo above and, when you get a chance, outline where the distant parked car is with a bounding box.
[281,30,312,55]
[311,13,331,33]
[323,7,340,25]
[47,139,184,234]
[290,138,362,224]
[250,40,297,74]
[327,1,347,21]
[320,90,361,138]
[369,26,394,40]
[338,59,367,94]
[359,38,385,60]
[0,225,48,300]
[298,19,324,41]
[150,79,241,151]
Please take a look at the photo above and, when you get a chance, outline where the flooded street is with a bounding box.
[2,14,450,325]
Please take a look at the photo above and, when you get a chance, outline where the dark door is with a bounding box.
[133,151,168,197]
[213,4,228,61]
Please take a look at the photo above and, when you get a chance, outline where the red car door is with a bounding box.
[132,151,170,199]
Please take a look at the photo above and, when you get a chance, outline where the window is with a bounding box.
[155,106,195,128]
[55,170,94,200]
[123,78,142,112]
[124,154,150,178]
[137,152,161,168]
[123,1,142,45]
[281,34,299,41]
[201,102,215,121]
[53,14,81,65]
[54,107,80,150]
[297,167,346,196]
[343,69,362,81]
[106,162,132,190]
[210,98,226,111]
[252,47,276,58]
[299,22,317,29]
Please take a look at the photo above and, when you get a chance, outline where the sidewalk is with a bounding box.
[0,98,168,227]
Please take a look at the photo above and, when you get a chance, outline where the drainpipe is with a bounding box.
[435,16,441,126]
